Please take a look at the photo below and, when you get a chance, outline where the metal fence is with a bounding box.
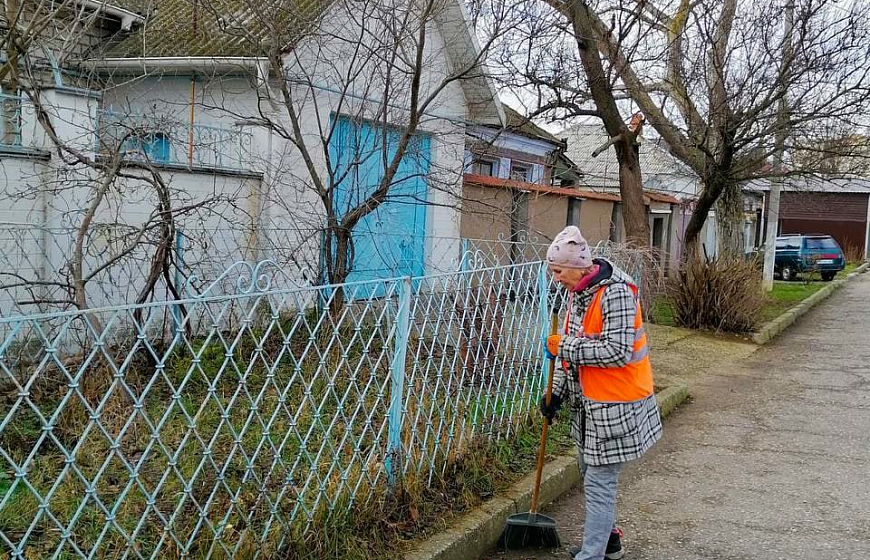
[0,257,556,560]
[0,223,557,317]
[97,110,254,172]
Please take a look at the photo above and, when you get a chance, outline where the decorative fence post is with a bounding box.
[538,262,550,385]
[172,229,185,333]
[386,276,412,487]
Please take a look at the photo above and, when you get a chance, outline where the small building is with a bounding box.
[461,110,680,270]
[745,177,870,260]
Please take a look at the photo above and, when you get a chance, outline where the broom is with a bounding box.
[498,310,562,550]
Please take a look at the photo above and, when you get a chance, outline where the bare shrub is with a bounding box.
[668,255,766,333]
[843,242,865,265]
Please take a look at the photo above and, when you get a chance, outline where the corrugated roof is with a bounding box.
[645,191,681,204]
[744,176,870,194]
[560,123,697,188]
[100,0,332,58]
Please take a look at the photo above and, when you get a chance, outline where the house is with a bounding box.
[745,176,870,260]
[460,109,680,270]
[461,106,589,250]
[0,0,504,313]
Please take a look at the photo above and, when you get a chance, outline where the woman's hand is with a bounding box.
[543,334,562,359]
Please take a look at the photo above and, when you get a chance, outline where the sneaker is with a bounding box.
[566,528,624,560]
[605,528,624,559]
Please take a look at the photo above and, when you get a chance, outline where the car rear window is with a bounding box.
[776,237,800,249]
[804,237,839,250]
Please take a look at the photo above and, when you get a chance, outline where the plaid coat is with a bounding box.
[552,259,662,466]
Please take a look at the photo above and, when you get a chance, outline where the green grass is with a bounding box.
[839,263,859,277]
[762,263,860,321]
[762,282,825,321]
[648,297,676,327]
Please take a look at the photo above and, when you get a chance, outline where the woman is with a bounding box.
[540,226,662,560]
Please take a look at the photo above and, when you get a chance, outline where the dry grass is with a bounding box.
[843,242,865,265]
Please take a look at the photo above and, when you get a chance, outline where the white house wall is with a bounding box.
[101,75,261,130]
[265,2,470,276]
[100,4,473,276]
[0,158,51,316]
[0,2,478,316]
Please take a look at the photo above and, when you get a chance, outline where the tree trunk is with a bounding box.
[614,141,649,247]
[683,165,728,251]
[715,180,744,256]
[328,229,350,317]
[570,2,649,248]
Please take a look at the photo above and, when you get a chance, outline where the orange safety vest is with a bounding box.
[564,284,654,403]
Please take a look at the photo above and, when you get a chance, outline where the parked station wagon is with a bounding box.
[775,234,846,281]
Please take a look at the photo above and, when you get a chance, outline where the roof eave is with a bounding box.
[83,56,270,77]
[434,0,504,127]
[81,0,145,30]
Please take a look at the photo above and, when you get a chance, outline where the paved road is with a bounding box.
[486,273,870,560]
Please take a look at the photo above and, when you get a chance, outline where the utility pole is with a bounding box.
[762,1,794,291]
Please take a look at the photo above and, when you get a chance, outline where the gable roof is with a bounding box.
[91,0,503,123]
[101,0,330,57]
[560,123,697,188]
[502,106,563,146]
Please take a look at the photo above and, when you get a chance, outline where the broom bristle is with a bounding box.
[498,521,561,549]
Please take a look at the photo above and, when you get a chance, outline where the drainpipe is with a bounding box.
[188,77,196,167]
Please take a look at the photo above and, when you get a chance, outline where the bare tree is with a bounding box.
[576,0,870,254]
[175,0,514,310]
[0,0,229,317]
[792,131,870,176]
[486,0,652,247]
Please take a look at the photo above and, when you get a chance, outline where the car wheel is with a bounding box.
[781,265,796,282]
[821,271,836,282]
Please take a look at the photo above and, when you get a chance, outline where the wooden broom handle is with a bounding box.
[530,312,560,514]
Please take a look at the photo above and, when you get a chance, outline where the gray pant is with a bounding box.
[575,452,622,560]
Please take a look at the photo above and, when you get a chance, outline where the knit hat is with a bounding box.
[546,226,593,269]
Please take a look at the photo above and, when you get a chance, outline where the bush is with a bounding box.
[843,241,865,265]
[668,254,766,333]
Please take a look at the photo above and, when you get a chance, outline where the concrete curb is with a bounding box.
[849,262,869,276]
[752,262,868,345]
[656,384,691,419]
[403,384,690,560]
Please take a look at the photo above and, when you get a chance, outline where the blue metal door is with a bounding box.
[330,116,430,294]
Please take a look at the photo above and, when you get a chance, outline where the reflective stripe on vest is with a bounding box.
[578,284,654,402]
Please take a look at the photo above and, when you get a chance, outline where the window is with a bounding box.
[777,237,800,250]
[510,163,531,182]
[804,236,839,250]
[0,91,22,147]
[471,158,495,177]
[651,217,665,249]
[125,132,171,163]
